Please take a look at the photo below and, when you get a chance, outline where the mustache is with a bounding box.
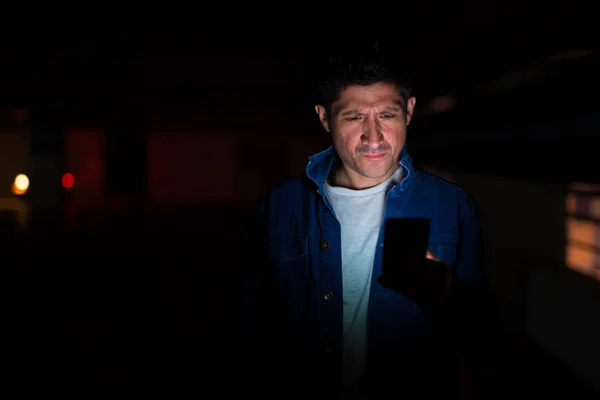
[356,144,392,154]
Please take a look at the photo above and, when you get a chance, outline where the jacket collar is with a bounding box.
[305,145,415,193]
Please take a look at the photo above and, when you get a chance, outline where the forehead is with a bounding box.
[332,82,403,113]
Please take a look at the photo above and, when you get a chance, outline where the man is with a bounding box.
[238,44,484,398]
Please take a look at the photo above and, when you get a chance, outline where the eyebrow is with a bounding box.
[339,105,403,117]
[340,109,361,117]
[379,106,402,113]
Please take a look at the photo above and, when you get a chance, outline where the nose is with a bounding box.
[361,118,383,148]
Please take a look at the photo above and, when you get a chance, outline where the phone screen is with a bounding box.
[381,218,430,280]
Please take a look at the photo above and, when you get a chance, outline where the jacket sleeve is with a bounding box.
[239,199,270,346]
[231,199,279,387]
[432,193,491,352]
[455,194,484,290]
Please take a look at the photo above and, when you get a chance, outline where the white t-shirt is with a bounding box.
[324,167,403,390]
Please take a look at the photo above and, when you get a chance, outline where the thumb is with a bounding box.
[426,250,440,261]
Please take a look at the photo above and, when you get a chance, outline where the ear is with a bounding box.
[405,97,416,126]
[315,104,330,132]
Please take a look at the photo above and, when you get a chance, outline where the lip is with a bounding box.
[362,153,385,160]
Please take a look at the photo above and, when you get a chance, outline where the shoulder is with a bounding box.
[416,170,478,219]
[257,174,313,217]
[264,174,310,202]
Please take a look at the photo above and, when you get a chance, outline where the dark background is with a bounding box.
[3,2,600,397]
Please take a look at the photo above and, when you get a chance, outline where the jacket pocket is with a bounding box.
[267,234,310,319]
[268,234,308,262]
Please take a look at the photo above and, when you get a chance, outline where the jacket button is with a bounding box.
[320,240,330,250]
[323,291,333,301]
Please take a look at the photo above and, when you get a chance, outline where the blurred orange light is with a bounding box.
[11,174,29,195]
[11,183,26,196]
[62,173,75,189]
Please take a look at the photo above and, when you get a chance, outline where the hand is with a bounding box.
[379,250,453,309]
[426,251,453,296]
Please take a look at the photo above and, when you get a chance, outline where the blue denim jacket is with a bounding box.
[240,146,483,395]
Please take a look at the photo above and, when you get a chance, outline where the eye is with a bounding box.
[380,114,395,119]
[344,116,361,121]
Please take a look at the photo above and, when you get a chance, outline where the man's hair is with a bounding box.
[315,40,414,115]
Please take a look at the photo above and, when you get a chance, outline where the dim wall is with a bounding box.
[0,131,30,197]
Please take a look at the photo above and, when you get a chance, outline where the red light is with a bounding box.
[62,173,75,189]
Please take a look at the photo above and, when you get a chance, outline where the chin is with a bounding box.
[359,168,391,180]
[357,161,390,175]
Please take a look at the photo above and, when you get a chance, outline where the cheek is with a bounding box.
[334,128,360,149]
[383,126,407,144]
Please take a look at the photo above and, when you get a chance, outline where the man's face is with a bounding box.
[316,82,416,189]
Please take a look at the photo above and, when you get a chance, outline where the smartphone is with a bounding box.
[380,218,430,282]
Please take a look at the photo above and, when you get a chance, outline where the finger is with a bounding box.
[426,250,440,261]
